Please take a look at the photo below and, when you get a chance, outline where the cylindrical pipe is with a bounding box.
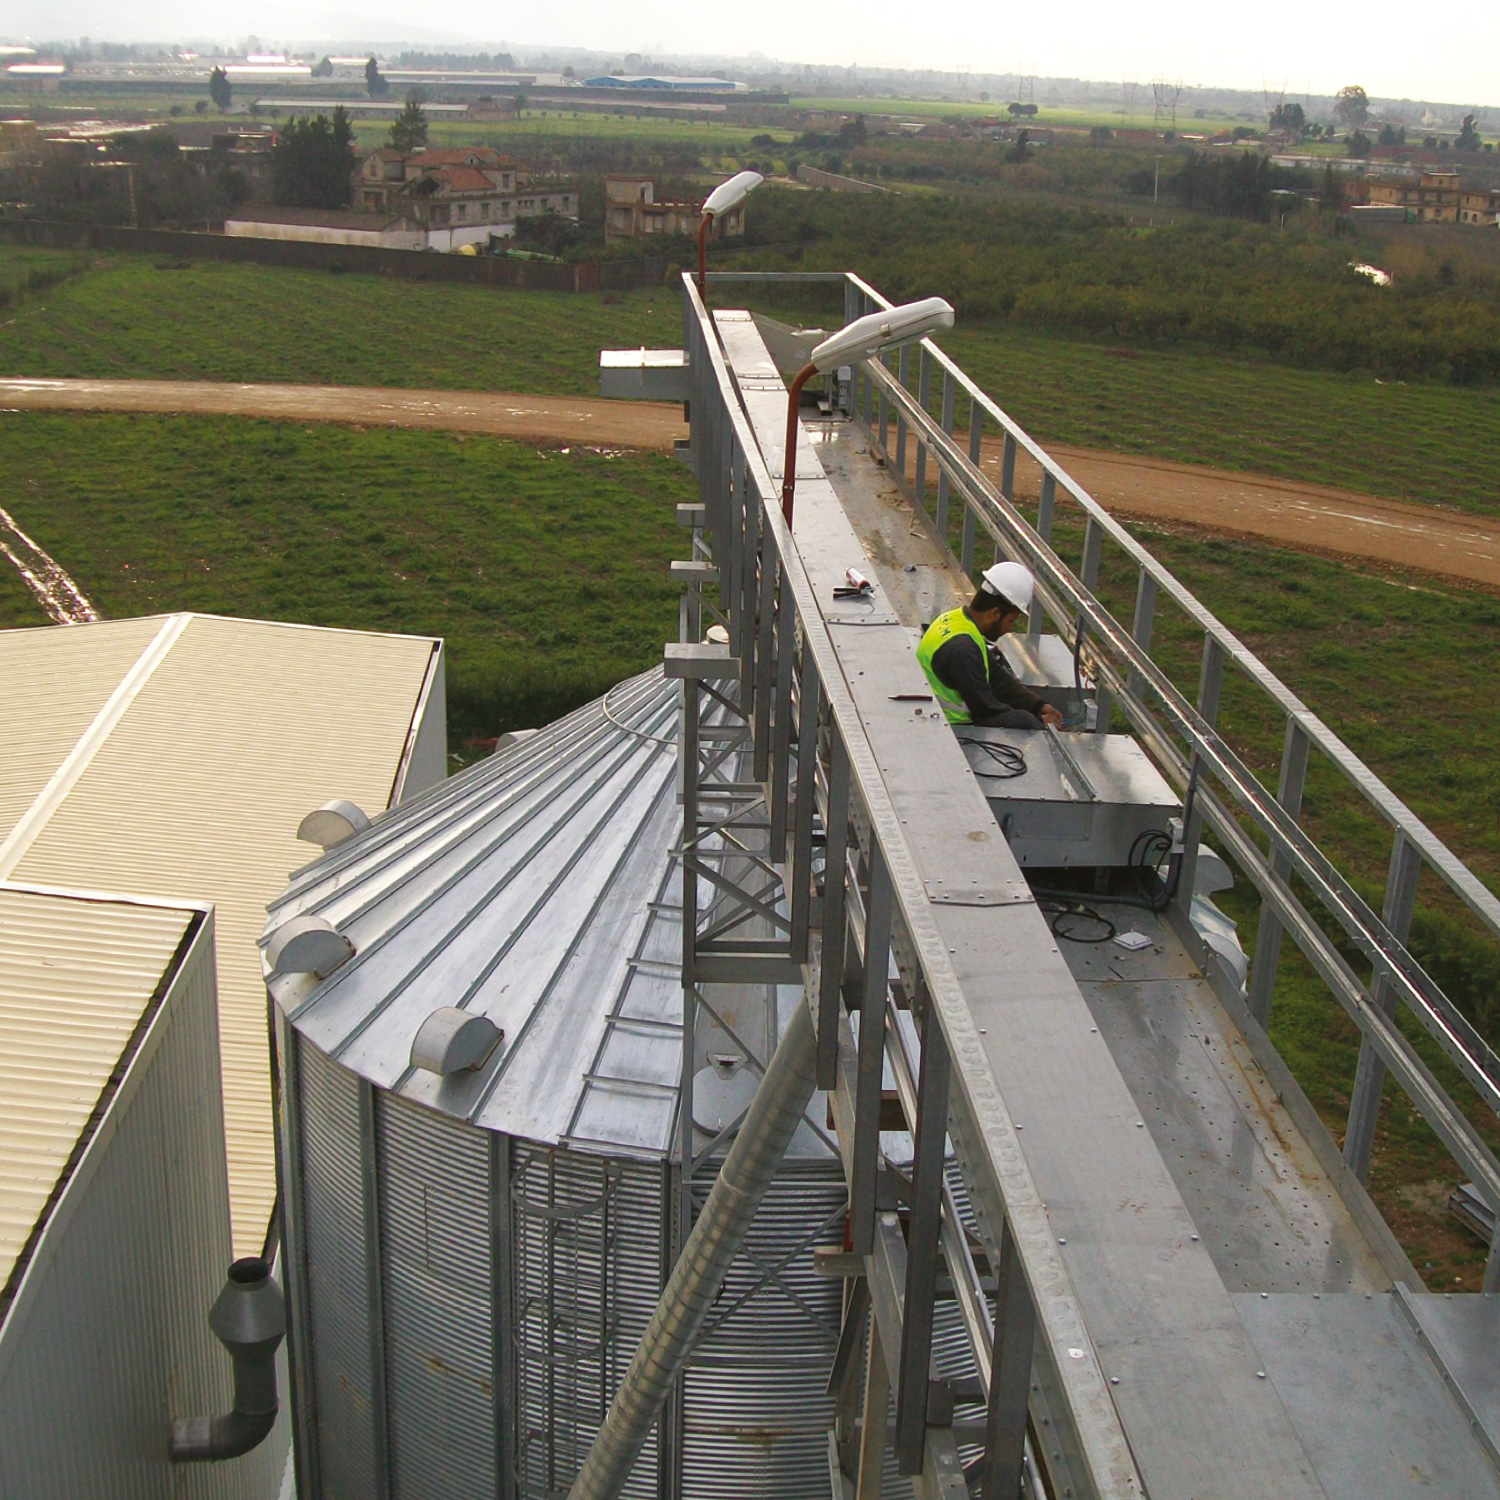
[781,362,818,524]
[171,1257,286,1463]
[568,998,820,1500]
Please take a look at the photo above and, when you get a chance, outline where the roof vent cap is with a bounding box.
[266,914,355,979]
[410,1007,504,1076]
[297,799,370,850]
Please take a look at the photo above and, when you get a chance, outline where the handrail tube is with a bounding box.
[681,276,1142,1499]
[839,268,1500,953]
[868,355,1500,1121]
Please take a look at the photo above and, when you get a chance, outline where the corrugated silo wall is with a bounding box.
[679,1161,848,1498]
[281,1034,672,1500]
[0,915,285,1500]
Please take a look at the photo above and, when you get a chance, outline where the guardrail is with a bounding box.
[712,268,1500,1291]
[677,273,1143,1498]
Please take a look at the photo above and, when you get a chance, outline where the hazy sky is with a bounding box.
[7,0,1496,110]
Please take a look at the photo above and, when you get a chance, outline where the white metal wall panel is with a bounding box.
[295,1038,383,1500]
[376,1090,497,1500]
[0,901,280,1500]
[11,613,441,1253]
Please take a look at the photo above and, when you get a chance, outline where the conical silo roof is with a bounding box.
[263,667,690,1155]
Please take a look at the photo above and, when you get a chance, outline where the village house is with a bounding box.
[1363,168,1499,226]
[603,175,747,243]
[357,145,576,250]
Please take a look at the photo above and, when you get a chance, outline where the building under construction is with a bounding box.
[3,271,1500,1500]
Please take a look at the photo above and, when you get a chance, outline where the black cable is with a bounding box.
[955,736,1027,780]
[1039,899,1117,944]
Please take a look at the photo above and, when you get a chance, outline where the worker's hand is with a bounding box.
[1039,703,1064,729]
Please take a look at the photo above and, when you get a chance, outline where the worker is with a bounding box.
[916,561,1063,730]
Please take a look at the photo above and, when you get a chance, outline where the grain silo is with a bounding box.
[262,667,847,1500]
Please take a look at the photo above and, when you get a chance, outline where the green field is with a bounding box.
[789,95,1259,133]
[2,403,1496,1280]
[0,411,692,741]
[4,249,1500,513]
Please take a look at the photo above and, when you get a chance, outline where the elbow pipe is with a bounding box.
[170,1257,286,1463]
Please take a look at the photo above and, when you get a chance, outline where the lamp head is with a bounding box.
[702,170,763,217]
[809,297,955,373]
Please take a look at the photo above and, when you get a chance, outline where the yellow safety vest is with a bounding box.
[915,608,988,725]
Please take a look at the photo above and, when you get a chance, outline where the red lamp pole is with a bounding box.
[696,214,712,300]
[780,363,818,525]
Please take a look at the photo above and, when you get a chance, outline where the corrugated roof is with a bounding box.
[266,668,832,1163]
[0,614,441,1252]
[430,166,494,193]
[0,884,195,1295]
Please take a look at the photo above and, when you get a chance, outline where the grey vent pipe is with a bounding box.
[170,1257,286,1462]
[568,998,819,1500]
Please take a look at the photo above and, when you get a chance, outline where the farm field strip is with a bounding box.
[6,374,1499,587]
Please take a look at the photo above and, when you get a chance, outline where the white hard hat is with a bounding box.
[980,560,1035,611]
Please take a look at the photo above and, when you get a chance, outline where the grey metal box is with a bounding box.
[958,726,1179,867]
[998,632,1091,723]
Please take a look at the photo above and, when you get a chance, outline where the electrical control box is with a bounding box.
[958,725,1180,867]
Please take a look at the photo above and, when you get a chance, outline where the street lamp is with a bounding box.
[780,297,955,525]
[697,170,762,299]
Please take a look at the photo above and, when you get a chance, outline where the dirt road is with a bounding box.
[4,376,1497,589]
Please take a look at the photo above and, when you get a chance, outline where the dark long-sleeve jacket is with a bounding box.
[928,634,1046,727]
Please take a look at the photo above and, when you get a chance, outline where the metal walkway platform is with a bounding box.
[586,273,1500,1500]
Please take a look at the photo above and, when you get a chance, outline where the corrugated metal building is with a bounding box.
[0,612,446,1254]
[0,882,281,1499]
[265,668,849,1499]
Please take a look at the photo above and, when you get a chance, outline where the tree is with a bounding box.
[208,65,231,113]
[1006,129,1032,164]
[389,95,428,153]
[1334,85,1369,127]
[1457,113,1482,152]
[271,108,355,208]
[1347,129,1371,158]
[1089,125,1114,145]
[1377,123,1406,147]
[365,56,389,99]
[1269,101,1305,135]
[194,98,208,115]
[312,55,332,78]
[1320,162,1342,213]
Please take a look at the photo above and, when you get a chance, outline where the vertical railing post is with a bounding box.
[877,350,891,457]
[914,346,932,519]
[818,735,852,1090]
[1126,570,1157,700]
[1079,519,1109,733]
[862,295,876,430]
[752,550,777,784]
[895,1008,950,1474]
[895,346,910,489]
[789,660,821,964]
[1026,472,1055,650]
[769,577,796,861]
[977,1218,1036,1500]
[994,434,1017,564]
[961,396,983,572]
[850,843,893,1256]
[678,673,702,1246]
[1176,635,1225,910]
[1344,831,1423,1180]
[1246,719,1311,1029]
[935,368,955,540]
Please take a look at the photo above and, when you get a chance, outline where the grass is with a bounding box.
[0,411,694,741]
[5,249,1500,514]
[0,255,682,396]
[788,95,1257,134]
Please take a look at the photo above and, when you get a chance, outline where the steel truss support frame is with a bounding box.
[589,284,1147,1500]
